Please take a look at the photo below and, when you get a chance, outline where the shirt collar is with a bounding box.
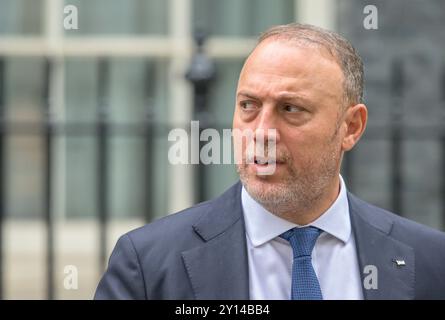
[241,175,351,247]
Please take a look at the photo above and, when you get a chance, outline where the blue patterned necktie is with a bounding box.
[280,226,323,300]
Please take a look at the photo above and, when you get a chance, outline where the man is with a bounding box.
[95,23,445,300]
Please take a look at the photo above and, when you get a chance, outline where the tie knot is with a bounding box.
[280,226,321,258]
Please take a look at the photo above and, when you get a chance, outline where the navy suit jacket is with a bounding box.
[95,182,445,299]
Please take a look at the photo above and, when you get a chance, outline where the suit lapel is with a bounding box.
[348,193,415,299]
[181,182,250,299]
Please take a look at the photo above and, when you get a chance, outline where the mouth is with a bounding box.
[253,156,279,166]
[251,158,280,176]
[254,160,273,166]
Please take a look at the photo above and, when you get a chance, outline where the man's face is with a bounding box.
[233,39,346,214]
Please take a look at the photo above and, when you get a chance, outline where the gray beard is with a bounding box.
[236,143,340,217]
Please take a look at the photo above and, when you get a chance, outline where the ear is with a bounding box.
[341,104,367,152]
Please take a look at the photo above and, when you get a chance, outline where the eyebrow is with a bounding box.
[237,90,311,104]
[236,91,260,101]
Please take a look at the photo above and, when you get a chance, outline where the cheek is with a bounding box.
[232,109,239,128]
[232,109,249,130]
[283,128,331,161]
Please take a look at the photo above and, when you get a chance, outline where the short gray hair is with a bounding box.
[258,23,364,108]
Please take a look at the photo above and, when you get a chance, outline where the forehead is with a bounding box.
[238,39,344,103]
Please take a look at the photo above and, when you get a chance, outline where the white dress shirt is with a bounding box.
[242,175,363,300]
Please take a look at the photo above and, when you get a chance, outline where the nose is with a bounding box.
[254,106,280,145]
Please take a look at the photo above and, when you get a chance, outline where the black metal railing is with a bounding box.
[186,30,216,203]
[0,57,5,300]
[0,55,160,299]
[97,58,110,276]
[42,58,55,300]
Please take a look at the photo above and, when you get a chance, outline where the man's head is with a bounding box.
[233,23,368,224]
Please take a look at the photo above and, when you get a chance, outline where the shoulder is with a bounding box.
[122,198,213,254]
[348,192,445,246]
[121,181,243,253]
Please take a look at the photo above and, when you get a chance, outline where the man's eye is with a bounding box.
[283,104,303,113]
[240,101,256,110]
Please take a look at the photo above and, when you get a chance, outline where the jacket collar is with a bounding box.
[181,182,250,299]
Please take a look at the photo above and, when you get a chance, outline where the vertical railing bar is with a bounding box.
[441,63,445,231]
[0,57,5,299]
[390,59,404,216]
[442,122,445,231]
[97,58,109,273]
[43,57,55,299]
[144,61,155,223]
[185,31,216,203]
